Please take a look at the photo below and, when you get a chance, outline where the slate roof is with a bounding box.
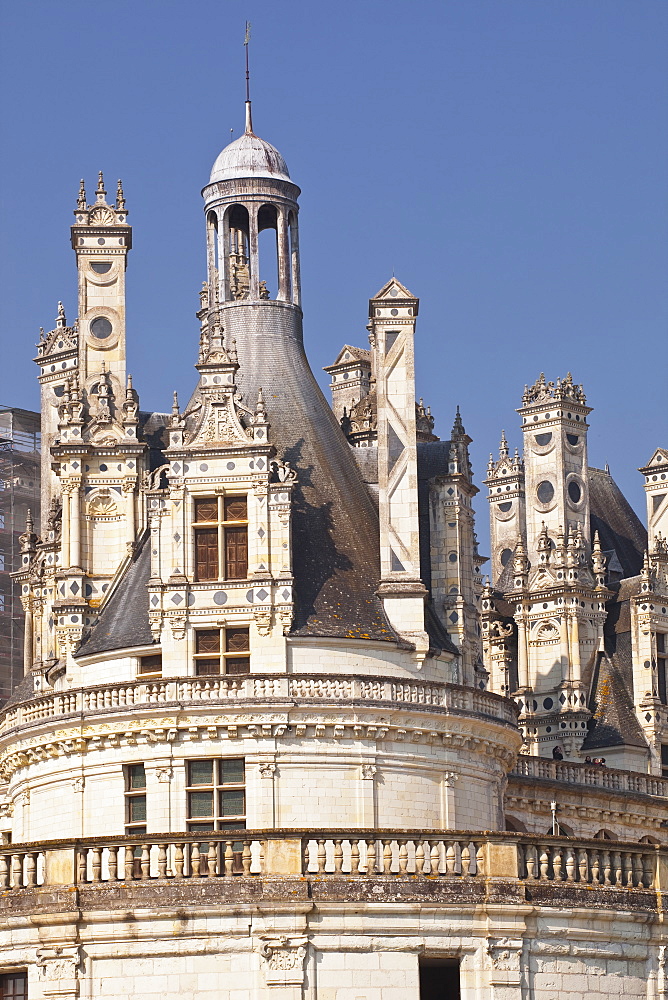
[76,534,155,657]
[589,467,646,578]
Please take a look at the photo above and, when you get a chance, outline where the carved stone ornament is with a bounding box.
[155,766,173,783]
[168,614,187,640]
[259,762,276,778]
[258,936,308,987]
[254,608,273,636]
[361,763,377,779]
[86,490,118,518]
[487,937,522,972]
[71,776,85,793]
[36,945,81,984]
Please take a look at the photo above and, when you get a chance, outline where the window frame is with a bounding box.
[192,494,248,583]
[194,626,250,676]
[124,763,147,837]
[0,971,28,1000]
[657,633,667,706]
[186,757,246,834]
[137,652,162,677]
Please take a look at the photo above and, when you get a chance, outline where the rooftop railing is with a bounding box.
[0,675,519,736]
[0,830,664,893]
[511,755,668,798]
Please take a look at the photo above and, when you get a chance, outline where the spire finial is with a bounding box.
[172,390,180,417]
[499,430,509,459]
[56,301,66,327]
[116,179,125,211]
[96,171,106,202]
[77,179,87,210]
[244,21,253,133]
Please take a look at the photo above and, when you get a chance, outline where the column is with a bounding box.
[290,216,301,307]
[276,210,290,301]
[23,606,33,675]
[69,486,81,569]
[248,205,259,299]
[569,612,581,684]
[517,617,528,689]
[559,613,570,683]
[124,481,136,550]
[60,485,70,569]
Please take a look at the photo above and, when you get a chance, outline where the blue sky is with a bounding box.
[1,0,666,550]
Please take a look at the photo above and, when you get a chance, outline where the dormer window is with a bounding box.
[90,261,112,274]
[193,495,248,582]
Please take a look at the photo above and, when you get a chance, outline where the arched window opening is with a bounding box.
[594,829,615,840]
[546,821,573,837]
[504,816,526,833]
[257,204,278,300]
[227,204,250,300]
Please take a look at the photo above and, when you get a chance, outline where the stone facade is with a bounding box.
[0,98,666,999]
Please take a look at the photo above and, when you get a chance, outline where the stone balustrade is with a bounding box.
[0,830,663,891]
[0,675,519,735]
[511,755,668,798]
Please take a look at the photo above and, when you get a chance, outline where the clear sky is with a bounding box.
[1,0,666,552]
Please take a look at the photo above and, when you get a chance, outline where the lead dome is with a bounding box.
[209,127,290,184]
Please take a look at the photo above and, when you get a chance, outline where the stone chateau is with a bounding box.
[0,97,666,1000]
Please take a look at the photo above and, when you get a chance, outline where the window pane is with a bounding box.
[225,657,250,675]
[224,496,247,521]
[0,972,28,999]
[657,633,666,653]
[196,659,220,676]
[189,790,214,818]
[195,528,219,581]
[220,789,245,817]
[127,764,146,789]
[225,526,248,580]
[221,758,245,784]
[196,630,220,654]
[138,654,162,674]
[189,760,214,785]
[194,499,218,522]
[128,796,147,823]
[226,628,250,652]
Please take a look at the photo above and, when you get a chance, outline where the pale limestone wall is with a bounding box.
[0,904,660,999]
[4,719,512,841]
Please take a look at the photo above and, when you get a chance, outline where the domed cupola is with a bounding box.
[210,105,290,184]
[202,101,301,307]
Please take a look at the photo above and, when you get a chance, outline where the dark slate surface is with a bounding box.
[589,467,647,578]
[76,534,155,656]
[417,440,453,594]
[582,650,647,750]
[192,301,397,642]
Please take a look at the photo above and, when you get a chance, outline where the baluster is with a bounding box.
[445,843,456,876]
[382,840,393,875]
[140,845,150,879]
[552,844,563,881]
[190,843,201,877]
[590,849,600,885]
[460,842,471,877]
[612,851,622,887]
[302,841,311,874]
[124,846,135,881]
[174,843,185,878]
[25,852,37,888]
[642,852,654,889]
[398,840,408,877]
[350,840,360,875]
[632,852,644,888]
[602,850,612,886]
[333,839,344,874]
[11,854,23,888]
[0,854,9,888]
[91,847,102,883]
[158,844,168,879]
[415,840,426,875]
[206,841,217,877]
[476,842,484,876]
[430,840,441,876]
[366,840,377,875]
[539,847,550,881]
[224,840,234,876]
[108,846,118,881]
[259,839,265,875]
[242,840,252,876]
[77,850,87,884]
[577,848,589,884]
[317,839,327,875]
[565,847,576,882]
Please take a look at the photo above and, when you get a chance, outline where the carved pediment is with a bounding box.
[186,392,252,448]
